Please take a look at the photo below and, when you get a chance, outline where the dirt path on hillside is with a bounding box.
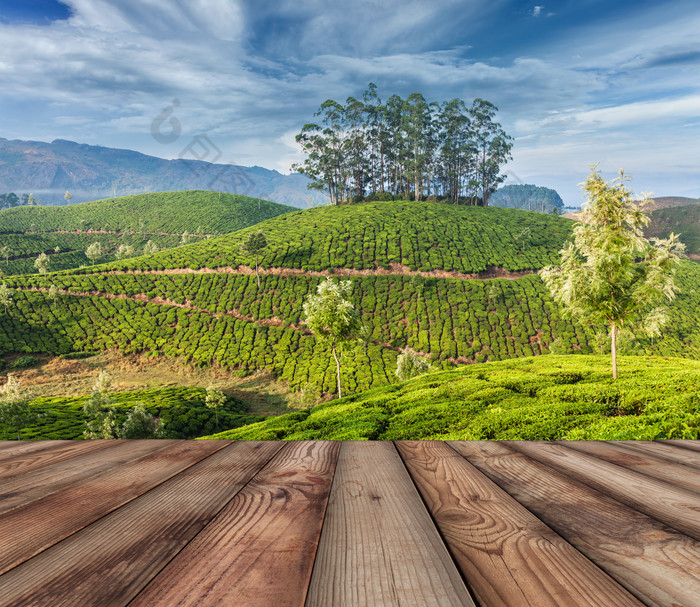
[99,263,535,281]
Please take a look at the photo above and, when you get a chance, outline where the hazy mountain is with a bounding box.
[0,138,327,208]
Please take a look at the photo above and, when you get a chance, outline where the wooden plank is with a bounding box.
[0,439,228,575]
[396,441,643,607]
[0,441,283,607]
[559,440,700,494]
[657,439,700,453]
[306,441,473,607]
[449,441,700,607]
[0,440,72,462]
[129,440,340,607]
[0,439,120,483]
[507,440,700,540]
[0,440,173,515]
[611,440,700,469]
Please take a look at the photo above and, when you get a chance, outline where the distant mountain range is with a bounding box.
[0,138,327,208]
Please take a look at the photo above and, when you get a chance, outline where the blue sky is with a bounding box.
[0,0,698,205]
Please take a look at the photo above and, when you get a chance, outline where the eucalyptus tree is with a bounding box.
[34,252,50,277]
[469,98,513,205]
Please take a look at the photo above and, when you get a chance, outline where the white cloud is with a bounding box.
[532,6,543,18]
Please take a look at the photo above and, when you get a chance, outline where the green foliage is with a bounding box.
[205,385,226,431]
[0,374,37,440]
[646,202,700,259]
[0,191,294,276]
[9,355,39,369]
[395,348,432,381]
[303,278,361,398]
[205,355,700,441]
[0,385,262,440]
[117,404,165,439]
[540,168,685,378]
[98,202,573,275]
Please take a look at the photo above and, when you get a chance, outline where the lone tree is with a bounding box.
[34,252,50,277]
[241,231,267,287]
[83,370,116,439]
[205,385,226,431]
[117,405,164,439]
[0,245,10,265]
[540,167,685,379]
[0,375,37,440]
[303,278,361,399]
[0,283,11,312]
[64,190,72,204]
[86,242,102,265]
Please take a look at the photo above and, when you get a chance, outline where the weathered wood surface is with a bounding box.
[130,441,339,607]
[611,440,700,468]
[0,440,115,481]
[449,440,700,607]
[507,440,700,540]
[307,441,473,607]
[1,439,699,607]
[0,442,282,607]
[397,441,643,607]
[559,440,700,494]
[0,440,173,515]
[0,439,226,575]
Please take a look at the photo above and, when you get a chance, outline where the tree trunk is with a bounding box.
[611,321,618,380]
[332,343,342,399]
[255,253,260,287]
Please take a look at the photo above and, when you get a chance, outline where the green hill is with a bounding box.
[2,201,700,400]
[204,355,700,441]
[646,202,700,260]
[0,190,294,275]
[86,201,573,274]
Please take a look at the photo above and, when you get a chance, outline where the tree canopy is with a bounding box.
[540,167,685,379]
[489,184,564,214]
[293,84,512,206]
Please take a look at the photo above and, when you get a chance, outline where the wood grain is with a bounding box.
[656,439,700,453]
[0,439,171,515]
[449,440,700,607]
[0,440,76,465]
[611,440,700,469]
[0,439,119,483]
[397,441,643,607]
[0,441,282,607]
[129,440,340,607]
[558,440,700,494]
[306,441,474,607]
[507,440,700,539]
[0,439,227,575]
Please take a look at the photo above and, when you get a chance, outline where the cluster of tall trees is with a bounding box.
[489,184,564,214]
[293,83,513,206]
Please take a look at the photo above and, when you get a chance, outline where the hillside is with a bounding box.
[0,138,327,208]
[0,190,294,275]
[2,201,700,400]
[83,201,574,274]
[646,202,700,259]
[205,355,700,441]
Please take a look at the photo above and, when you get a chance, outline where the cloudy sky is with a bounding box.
[1,0,699,205]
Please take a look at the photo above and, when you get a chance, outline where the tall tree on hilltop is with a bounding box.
[469,98,513,205]
[540,167,685,379]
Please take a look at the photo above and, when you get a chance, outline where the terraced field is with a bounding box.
[0,191,294,275]
[3,201,700,399]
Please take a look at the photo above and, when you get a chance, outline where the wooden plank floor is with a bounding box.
[0,440,698,607]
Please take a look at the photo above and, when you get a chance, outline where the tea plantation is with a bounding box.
[0,191,294,275]
[3,201,700,399]
[203,355,700,441]
[646,202,700,259]
[81,201,574,274]
[0,385,264,441]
